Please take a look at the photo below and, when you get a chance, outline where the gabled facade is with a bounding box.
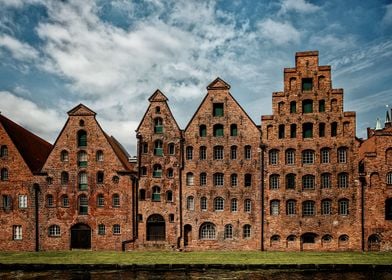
[182,78,261,250]
[359,119,392,251]
[136,90,182,248]
[40,104,136,251]
[261,51,361,251]
[0,114,52,251]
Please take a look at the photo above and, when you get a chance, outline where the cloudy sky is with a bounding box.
[0,0,391,155]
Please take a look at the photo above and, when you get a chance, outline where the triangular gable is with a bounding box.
[67,104,96,116]
[0,114,52,173]
[148,89,168,102]
[207,77,231,90]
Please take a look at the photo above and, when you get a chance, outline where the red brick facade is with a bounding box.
[0,51,391,251]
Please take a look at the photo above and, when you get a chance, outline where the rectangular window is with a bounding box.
[278,125,285,139]
[13,225,22,240]
[286,201,296,215]
[230,146,237,160]
[319,100,325,112]
[98,224,105,235]
[319,123,325,137]
[321,149,330,163]
[245,146,251,160]
[213,103,224,117]
[213,146,224,160]
[302,151,314,164]
[338,148,347,163]
[18,195,27,208]
[290,124,296,138]
[269,150,278,165]
[322,201,331,215]
[2,195,12,210]
[231,199,238,212]
[321,174,331,189]
[214,174,224,186]
[303,202,315,216]
[286,150,295,165]
[339,201,349,215]
[302,78,313,91]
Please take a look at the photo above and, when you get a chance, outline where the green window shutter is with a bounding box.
[79,184,88,191]
[302,78,313,91]
[153,171,162,178]
[152,194,161,201]
[213,103,224,117]
[290,102,296,113]
[304,128,313,138]
[200,127,207,137]
[303,102,313,113]
[154,125,163,134]
[319,100,325,112]
[78,161,87,167]
[216,128,224,137]
[155,148,163,156]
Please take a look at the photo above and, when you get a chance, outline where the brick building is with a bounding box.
[0,51,391,251]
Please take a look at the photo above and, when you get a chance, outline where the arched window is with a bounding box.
[331,122,338,137]
[244,199,251,213]
[213,124,224,137]
[331,99,338,112]
[46,194,54,207]
[48,225,61,237]
[321,173,331,189]
[155,106,160,114]
[289,77,296,90]
[141,166,147,176]
[97,194,105,207]
[214,197,224,211]
[385,198,392,220]
[387,173,392,185]
[213,173,224,186]
[286,200,296,215]
[199,146,207,160]
[153,164,162,178]
[112,194,120,207]
[322,234,332,243]
[199,125,207,137]
[78,171,88,190]
[270,174,280,189]
[302,174,315,190]
[61,195,69,207]
[77,130,87,147]
[320,148,330,163]
[302,78,313,91]
[231,174,238,187]
[166,190,173,202]
[270,200,280,215]
[245,174,252,187]
[167,168,173,178]
[154,140,163,156]
[168,143,175,155]
[302,99,313,113]
[154,117,163,133]
[244,145,252,160]
[96,150,104,161]
[200,197,207,211]
[338,173,348,188]
[243,224,251,238]
[302,150,315,164]
[339,199,349,215]
[199,223,216,239]
[186,196,194,210]
[286,173,296,189]
[60,150,68,162]
[231,198,238,212]
[96,171,104,184]
[339,234,349,243]
[200,172,207,186]
[186,172,194,186]
[319,99,325,112]
[287,235,296,242]
[271,235,280,243]
[78,195,88,215]
[278,101,284,114]
[230,145,237,159]
[302,123,313,138]
[61,171,69,185]
[278,124,285,139]
[269,149,279,165]
[0,145,7,157]
[285,149,295,165]
[152,186,161,201]
[213,103,224,117]
[230,124,238,136]
[224,224,233,239]
[290,101,296,113]
[338,147,348,163]
[302,201,315,216]
[186,146,193,160]
[139,189,146,200]
[321,199,332,215]
[78,150,88,167]
[213,146,224,160]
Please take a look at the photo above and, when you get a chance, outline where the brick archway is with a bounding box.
[70,223,91,249]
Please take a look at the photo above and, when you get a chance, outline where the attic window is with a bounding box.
[79,120,85,126]
[112,176,119,184]
[213,103,224,117]
[302,78,313,91]
[155,106,161,114]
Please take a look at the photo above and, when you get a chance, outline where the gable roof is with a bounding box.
[67,103,96,116]
[104,133,134,171]
[148,89,168,102]
[0,114,52,173]
[207,77,231,90]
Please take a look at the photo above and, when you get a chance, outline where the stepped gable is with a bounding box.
[0,114,52,173]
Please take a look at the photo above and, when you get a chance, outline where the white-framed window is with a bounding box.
[13,225,22,240]
[286,200,296,215]
[186,146,193,160]
[213,173,224,186]
[230,146,237,160]
[338,147,347,163]
[302,174,315,190]
[48,225,60,237]
[98,224,105,235]
[321,173,331,189]
[200,223,216,240]
[302,201,315,216]
[224,224,233,239]
[320,148,330,163]
[321,199,332,215]
[243,224,251,239]
[61,195,69,207]
[302,150,315,164]
[231,198,238,212]
[200,173,207,186]
[199,146,207,160]
[186,172,194,186]
[200,197,207,211]
[214,197,224,211]
[96,150,104,162]
[270,174,280,189]
[285,149,295,165]
[97,194,105,207]
[113,224,121,235]
[213,146,224,160]
[112,194,120,207]
[244,145,251,160]
[244,199,251,213]
[18,195,27,208]
[387,172,392,185]
[339,199,349,215]
[168,143,175,155]
[186,196,194,210]
[231,174,238,187]
[270,200,280,215]
[269,150,279,165]
[338,173,348,188]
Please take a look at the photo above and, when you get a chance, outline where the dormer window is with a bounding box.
[213,103,224,117]
[302,78,313,91]
[79,120,85,127]
[155,106,161,114]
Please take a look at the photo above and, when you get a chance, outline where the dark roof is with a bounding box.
[104,133,134,171]
[0,114,52,173]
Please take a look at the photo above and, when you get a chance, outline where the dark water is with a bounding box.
[1,270,392,280]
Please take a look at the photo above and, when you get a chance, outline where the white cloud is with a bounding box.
[309,34,356,51]
[279,0,320,14]
[0,34,39,61]
[257,19,301,45]
[383,3,392,25]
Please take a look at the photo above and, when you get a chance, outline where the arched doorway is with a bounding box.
[147,214,165,241]
[368,234,381,251]
[300,232,317,251]
[184,224,192,246]
[70,223,91,249]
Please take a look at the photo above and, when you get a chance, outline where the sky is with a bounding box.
[0,0,391,155]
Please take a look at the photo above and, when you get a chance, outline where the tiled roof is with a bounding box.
[0,114,52,173]
[104,132,134,172]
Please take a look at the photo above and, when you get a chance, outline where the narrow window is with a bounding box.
[270,200,280,215]
[320,148,330,163]
[302,100,313,113]
[200,172,207,186]
[153,164,162,178]
[78,151,88,167]
[98,224,106,235]
[319,123,325,137]
[285,174,296,189]
[338,147,347,163]
[199,125,207,137]
[199,146,207,160]
[61,195,69,207]
[96,150,104,162]
[152,186,161,201]
[142,142,148,154]
[386,198,392,220]
[97,194,105,207]
[269,149,279,165]
[214,197,224,211]
[245,174,252,187]
[278,124,285,139]
[319,100,325,112]
[186,146,193,160]
[18,195,27,208]
[244,199,251,213]
[0,145,8,157]
[61,171,69,185]
[139,189,146,200]
[278,101,284,114]
[302,123,313,138]
[231,198,238,212]
[112,194,120,207]
[13,225,22,240]
[285,149,295,165]
[339,199,349,215]
[331,122,338,137]
[321,199,332,215]
[213,103,224,117]
[244,145,251,160]
[113,224,121,235]
[96,171,104,184]
[154,117,163,133]
[286,200,296,215]
[168,143,175,155]
[167,168,173,178]
[78,172,88,190]
[186,172,194,186]
[387,173,392,185]
[243,225,251,239]
[166,191,173,202]
[321,173,331,189]
[230,124,238,136]
[1,168,9,181]
[213,124,224,137]
[290,101,296,113]
[141,166,147,176]
[60,150,69,162]
[78,195,88,215]
[230,146,237,160]
[231,174,238,187]
[154,140,163,156]
[186,196,194,210]
[302,78,313,91]
[155,106,160,114]
[270,174,280,189]
[338,173,348,188]
[200,197,207,211]
[302,200,315,216]
[213,146,224,160]
[77,130,87,147]
[169,214,174,222]
[290,124,297,138]
[224,224,233,239]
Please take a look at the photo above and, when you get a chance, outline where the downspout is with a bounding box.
[177,137,185,249]
[122,134,142,251]
[360,176,366,251]
[260,144,266,251]
[33,183,40,252]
